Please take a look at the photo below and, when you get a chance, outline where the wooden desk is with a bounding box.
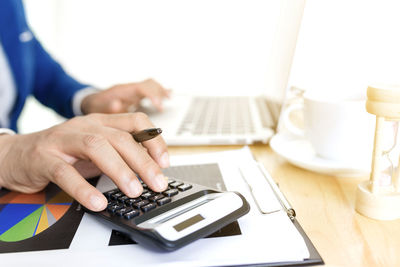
[168,144,400,267]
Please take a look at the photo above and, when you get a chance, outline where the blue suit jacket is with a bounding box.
[0,0,87,131]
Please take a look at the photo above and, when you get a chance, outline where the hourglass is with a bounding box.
[355,84,400,220]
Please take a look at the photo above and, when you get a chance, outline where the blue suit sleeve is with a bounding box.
[32,38,88,118]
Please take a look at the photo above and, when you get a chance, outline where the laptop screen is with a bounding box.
[26,0,304,100]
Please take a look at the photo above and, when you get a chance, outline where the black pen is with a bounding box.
[132,128,162,142]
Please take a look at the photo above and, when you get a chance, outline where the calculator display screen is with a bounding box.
[173,214,204,232]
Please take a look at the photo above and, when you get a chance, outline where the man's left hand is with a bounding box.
[81,79,171,114]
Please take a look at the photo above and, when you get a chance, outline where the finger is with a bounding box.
[59,132,143,198]
[102,128,168,192]
[108,82,165,104]
[108,99,125,113]
[135,80,169,111]
[139,79,170,97]
[106,99,133,113]
[91,113,170,168]
[148,96,163,112]
[165,89,172,98]
[46,157,107,211]
[73,160,102,178]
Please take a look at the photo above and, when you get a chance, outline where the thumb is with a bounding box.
[150,97,163,112]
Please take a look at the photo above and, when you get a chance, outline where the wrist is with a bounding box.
[81,93,97,115]
[0,133,17,188]
[73,87,100,116]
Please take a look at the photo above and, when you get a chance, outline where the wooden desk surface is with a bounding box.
[168,144,400,267]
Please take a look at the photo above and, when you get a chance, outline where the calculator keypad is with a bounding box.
[103,179,193,219]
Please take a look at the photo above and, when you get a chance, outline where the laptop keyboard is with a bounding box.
[177,96,278,136]
[255,97,281,129]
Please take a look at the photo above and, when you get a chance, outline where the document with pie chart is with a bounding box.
[0,180,97,253]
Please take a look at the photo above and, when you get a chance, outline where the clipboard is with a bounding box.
[0,155,324,266]
[251,164,324,266]
[162,163,324,267]
[233,219,323,267]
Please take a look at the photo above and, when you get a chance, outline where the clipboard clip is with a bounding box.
[257,163,296,220]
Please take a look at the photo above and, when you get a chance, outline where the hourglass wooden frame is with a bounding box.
[355,85,400,220]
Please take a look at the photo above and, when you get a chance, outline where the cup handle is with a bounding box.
[282,103,305,137]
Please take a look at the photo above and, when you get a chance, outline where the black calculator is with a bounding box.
[85,178,250,251]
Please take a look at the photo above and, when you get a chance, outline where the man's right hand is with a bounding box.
[0,113,170,212]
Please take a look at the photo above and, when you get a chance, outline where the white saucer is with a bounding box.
[269,133,371,177]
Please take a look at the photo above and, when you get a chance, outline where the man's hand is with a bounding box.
[0,113,170,212]
[81,79,171,114]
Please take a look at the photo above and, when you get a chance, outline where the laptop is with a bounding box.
[141,0,305,145]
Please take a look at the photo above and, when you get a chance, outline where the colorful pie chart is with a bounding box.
[0,186,73,242]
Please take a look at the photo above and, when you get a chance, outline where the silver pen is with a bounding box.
[257,163,296,220]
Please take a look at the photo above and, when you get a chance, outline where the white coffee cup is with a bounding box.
[283,90,376,164]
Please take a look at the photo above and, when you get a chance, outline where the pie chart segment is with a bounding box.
[35,206,49,235]
[0,189,73,242]
[0,205,43,242]
[9,192,45,204]
[0,204,42,237]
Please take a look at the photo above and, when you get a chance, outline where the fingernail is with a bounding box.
[90,194,106,211]
[160,152,170,168]
[129,180,143,197]
[154,174,168,191]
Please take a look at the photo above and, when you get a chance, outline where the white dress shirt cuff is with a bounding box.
[0,128,16,136]
[0,128,14,190]
[72,87,100,116]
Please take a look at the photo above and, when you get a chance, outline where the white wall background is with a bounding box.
[290,0,400,93]
[19,0,400,133]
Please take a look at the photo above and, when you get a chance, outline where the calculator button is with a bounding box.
[124,210,140,219]
[142,184,148,189]
[111,192,124,200]
[125,198,141,207]
[141,203,156,212]
[157,197,171,206]
[169,181,183,188]
[149,194,164,202]
[107,203,124,213]
[141,192,155,200]
[104,189,119,199]
[118,195,129,203]
[107,199,117,205]
[168,179,176,185]
[134,200,149,209]
[163,189,179,197]
[178,184,193,191]
[115,207,132,216]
